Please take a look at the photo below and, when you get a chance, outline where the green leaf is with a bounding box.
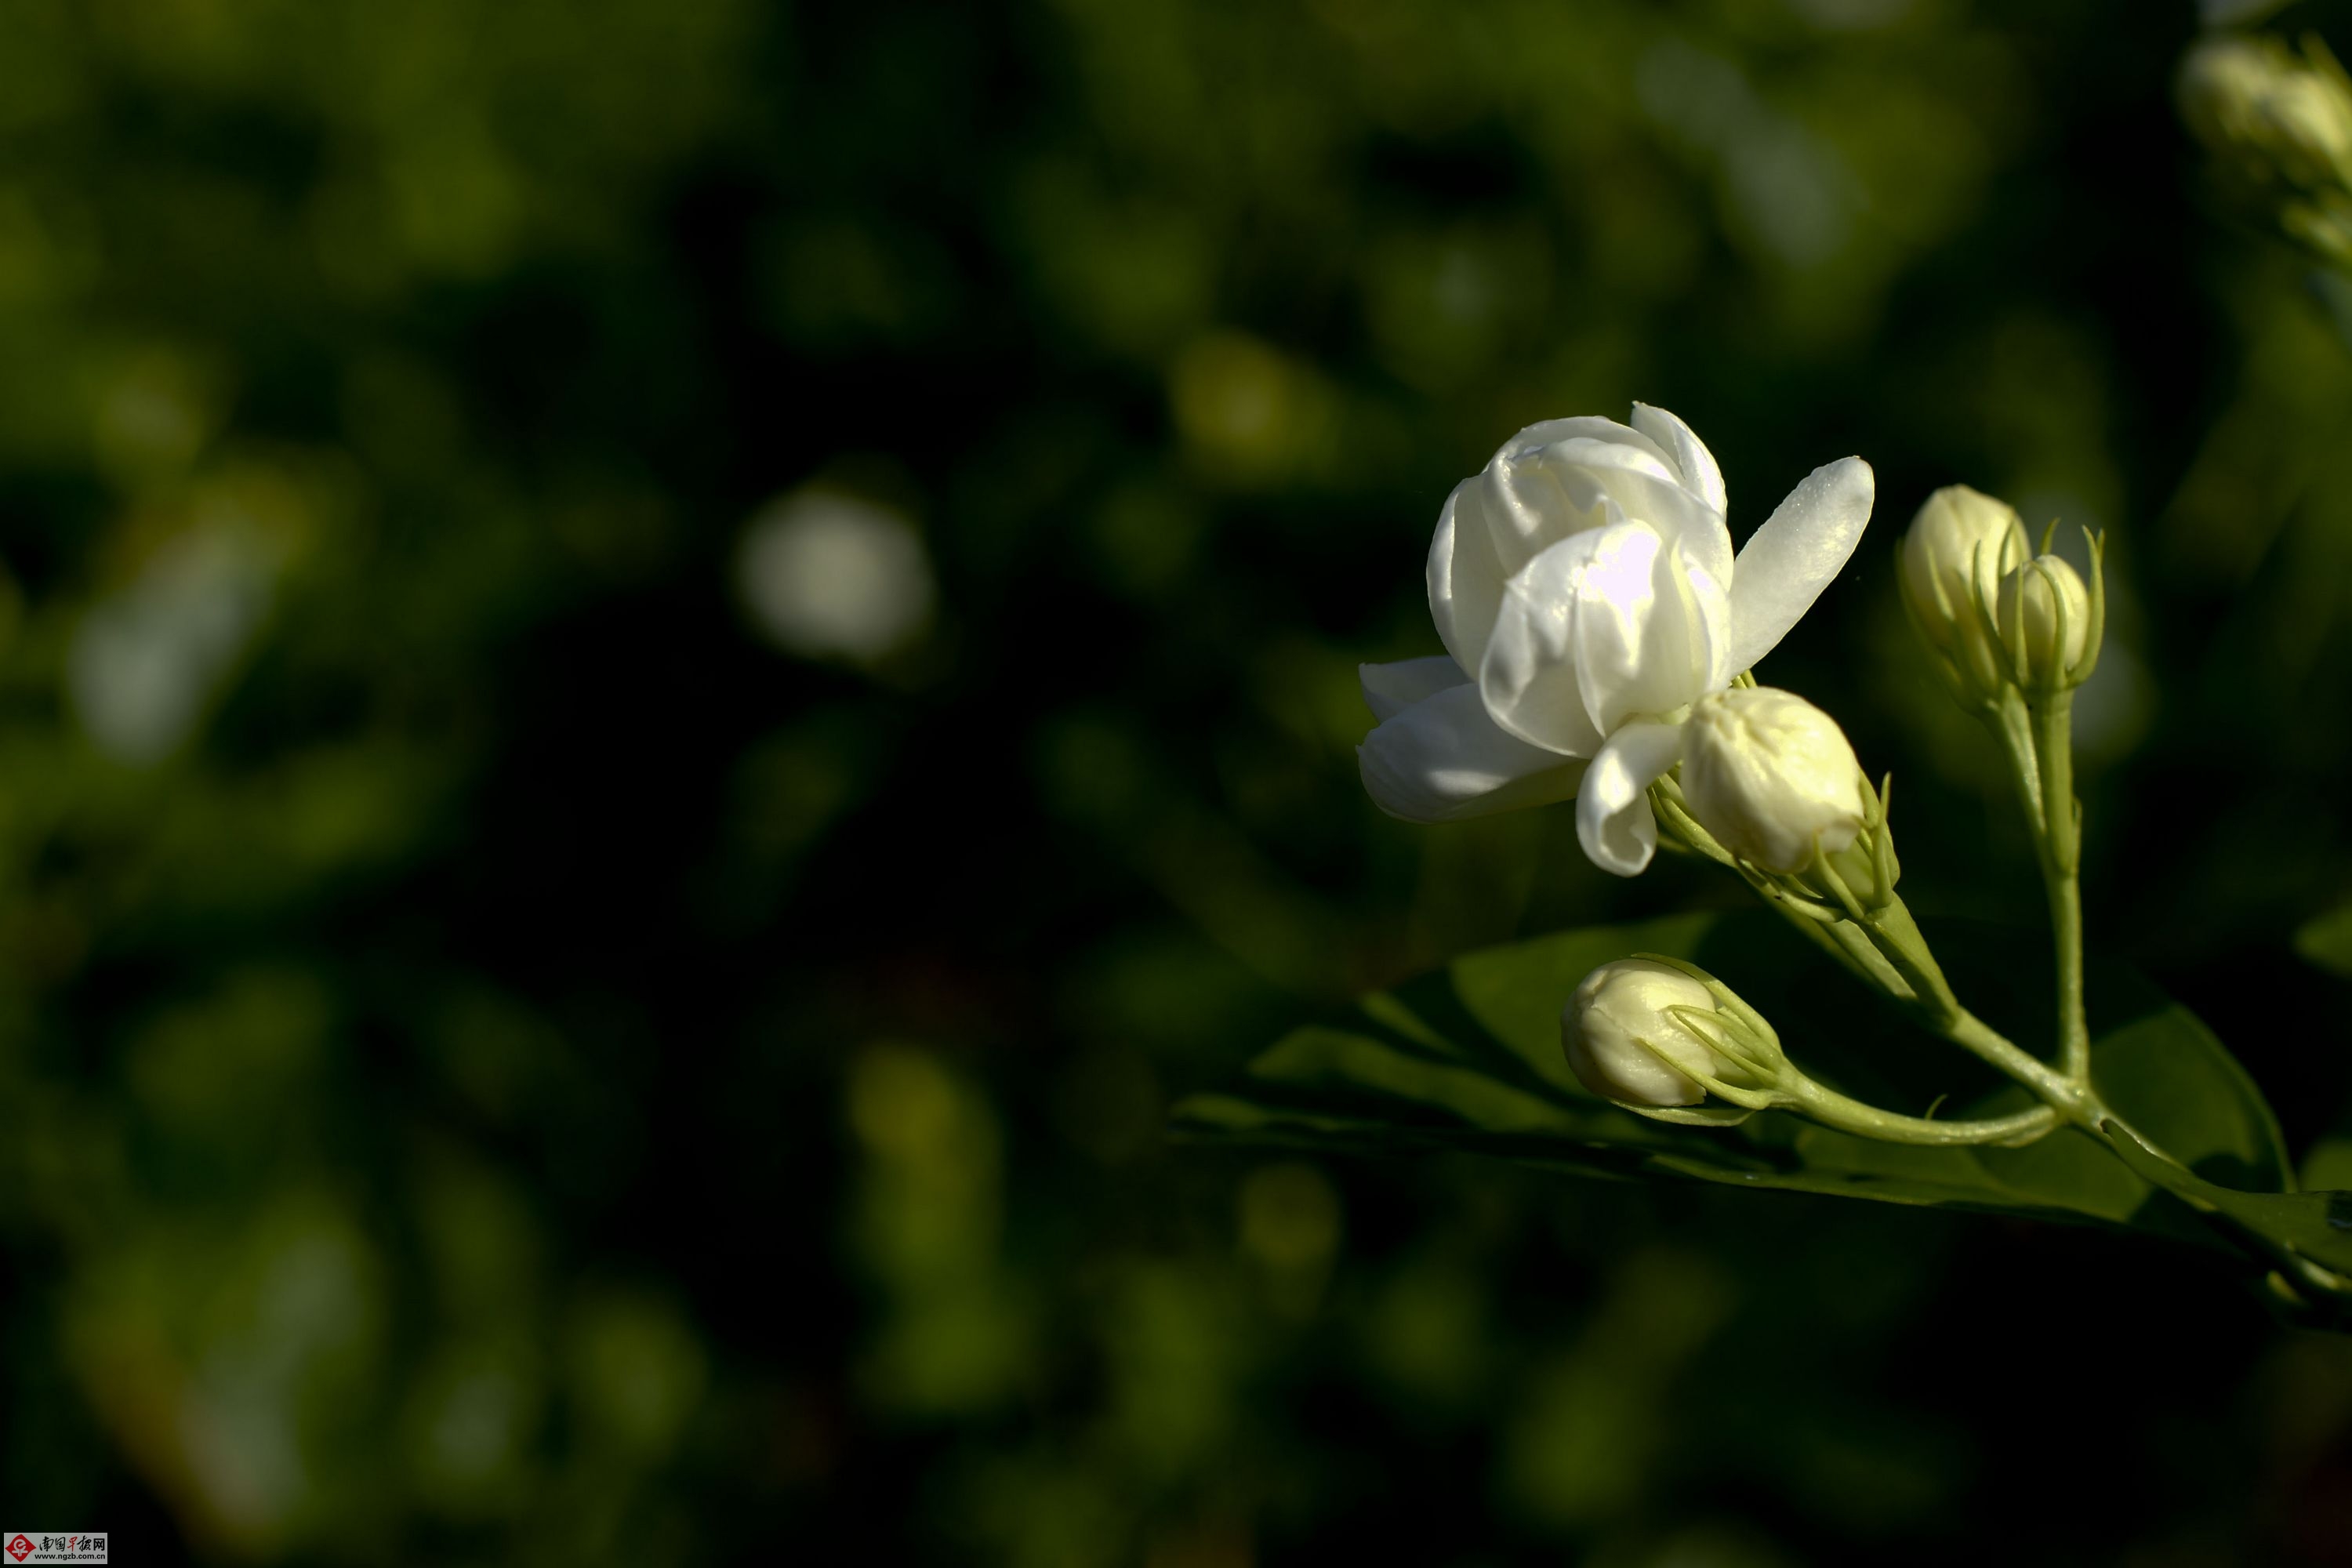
[2296,895,2352,982]
[2098,1124,2352,1278]
[1172,909,2299,1258]
[2304,1138,2352,1193]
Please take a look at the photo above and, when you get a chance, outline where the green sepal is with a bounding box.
[1621,1102,1757,1128]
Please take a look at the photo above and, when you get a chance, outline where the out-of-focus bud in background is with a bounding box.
[736,489,936,668]
[2201,0,2298,27]
[2180,32,2352,266]
[68,466,313,766]
[70,526,280,764]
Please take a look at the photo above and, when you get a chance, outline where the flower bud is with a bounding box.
[1994,554,2092,688]
[2181,34,2352,194]
[1899,485,2028,702]
[2180,34,2352,266]
[1562,958,1736,1108]
[1679,687,1867,874]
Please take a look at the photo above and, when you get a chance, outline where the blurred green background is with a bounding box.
[8,0,2352,1562]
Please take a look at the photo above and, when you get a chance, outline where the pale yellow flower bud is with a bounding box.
[1995,554,2092,688]
[1562,959,1728,1108]
[1679,687,1868,874]
[1900,485,2028,704]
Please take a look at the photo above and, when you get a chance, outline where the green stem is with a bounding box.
[1844,850,2352,1305]
[1940,1002,2097,1123]
[1661,786,2093,1129]
[1758,871,1920,1000]
[1649,778,1918,1000]
[1986,688,2090,1083]
[1651,775,2082,1109]
[1849,895,2099,1122]
[2030,693,2090,1082]
[2046,866,2088,1080]
[1989,689,2042,822]
[1653,703,2351,1306]
[1789,1078,2058,1146]
[1650,774,2098,1120]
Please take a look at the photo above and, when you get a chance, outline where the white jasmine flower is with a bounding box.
[1358,406,1873,876]
[737,491,935,666]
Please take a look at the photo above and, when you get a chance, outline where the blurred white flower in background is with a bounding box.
[1634,42,1858,269]
[736,489,935,666]
[2180,33,2352,191]
[2198,0,2298,29]
[2178,29,2352,264]
[70,522,282,764]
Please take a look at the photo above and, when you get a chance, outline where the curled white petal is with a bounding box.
[1428,477,1508,673]
[1359,655,1469,722]
[1476,529,1613,757]
[1573,720,1686,877]
[1358,683,1586,823]
[1725,456,1875,675]
[1432,410,1737,681]
[1581,528,1730,731]
[1477,441,1617,572]
[1630,402,1728,516]
[1501,414,1674,467]
[1489,436,1729,587]
[1480,523,1728,753]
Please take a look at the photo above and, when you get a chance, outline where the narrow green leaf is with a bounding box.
[2100,1123,2352,1277]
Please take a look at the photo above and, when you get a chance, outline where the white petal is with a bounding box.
[1428,477,1508,671]
[1476,529,1613,757]
[1630,403,1728,515]
[1470,416,1735,613]
[1566,527,1727,734]
[1358,683,1587,823]
[1540,439,1711,529]
[1575,720,1686,877]
[1589,530,1730,726]
[1360,655,1467,722]
[1500,415,1671,466]
[1482,524,1728,751]
[1565,526,1680,736]
[1485,437,1697,558]
[1477,441,1615,572]
[1537,437,1733,593]
[1726,456,1875,675]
